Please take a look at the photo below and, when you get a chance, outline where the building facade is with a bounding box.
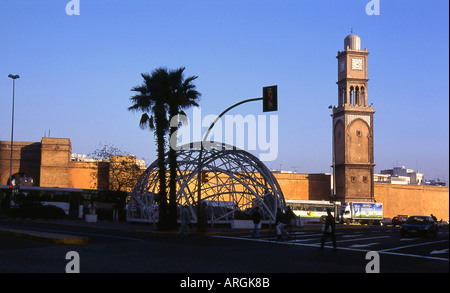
[377,166,424,185]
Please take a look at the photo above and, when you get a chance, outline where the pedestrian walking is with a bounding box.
[320,208,337,250]
[178,204,191,236]
[251,206,261,238]
[198,201,207,233]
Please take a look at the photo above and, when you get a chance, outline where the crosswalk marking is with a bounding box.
[350,243,379,248]
[379,239,449,252]
[211,229,449,262]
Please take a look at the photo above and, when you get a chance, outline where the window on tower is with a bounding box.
[355,86,360,106]
[361,87,366,106]
[349,86,354,105]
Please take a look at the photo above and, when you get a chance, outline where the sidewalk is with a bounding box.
[32,218,333,234]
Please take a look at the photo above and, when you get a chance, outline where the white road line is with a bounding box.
[379,251,448,262]
[210,234,449,262]
[400,237,420,241]
[350,243,379,248]
[430,248,449,255]
[342,234,363,238]
[332,236,390,244]
[379,239,449,252]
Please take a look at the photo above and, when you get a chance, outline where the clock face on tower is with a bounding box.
[351,58,363,70]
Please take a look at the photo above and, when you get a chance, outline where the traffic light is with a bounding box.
[263,85,278,112]
[9,184,13,191]
[201,170,209,183]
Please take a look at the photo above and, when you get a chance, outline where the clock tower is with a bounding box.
[332,33,375,203]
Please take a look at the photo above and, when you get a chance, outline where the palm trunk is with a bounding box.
[155,112,168,230]
[167,110,178,230]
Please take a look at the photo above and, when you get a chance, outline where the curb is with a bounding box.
[0,227,88,245]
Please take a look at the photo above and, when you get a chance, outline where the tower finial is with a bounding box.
[351,27,353,34]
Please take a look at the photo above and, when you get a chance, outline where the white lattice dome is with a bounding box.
[127,141,285,224]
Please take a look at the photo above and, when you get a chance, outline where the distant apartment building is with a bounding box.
[375,166,425,185]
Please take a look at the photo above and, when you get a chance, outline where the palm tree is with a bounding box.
[128,68,170,229]
[128,67,200,230]
[166,68,201,229]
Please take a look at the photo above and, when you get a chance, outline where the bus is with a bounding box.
[285,199,341,223]
[0,185,128,220]
[0,185,86,216]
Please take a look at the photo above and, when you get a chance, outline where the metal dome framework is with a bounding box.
[127,141,285,225]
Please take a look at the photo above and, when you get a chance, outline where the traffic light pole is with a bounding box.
[202,97,263,143]
[196,97,263,230]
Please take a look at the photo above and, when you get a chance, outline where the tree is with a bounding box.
[129,68,170,229]
[166,68,201,229]
[128,67,200,230]
[89,143,144,192]
[89,143,145,222]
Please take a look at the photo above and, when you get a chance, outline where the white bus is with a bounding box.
[285,199,341,223]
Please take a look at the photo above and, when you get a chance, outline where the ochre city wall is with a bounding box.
[68,161,101,190]
[374,183,449,221]
[0,141,41,185]
[277,174,449,221]
[40,138,71,188]
[274,173,331,201]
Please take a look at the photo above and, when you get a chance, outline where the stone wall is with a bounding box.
[274,173,331,201]
[274,173,449,221]
[374,183,449,221]
[0,140,41,185]
[39,138,71,188]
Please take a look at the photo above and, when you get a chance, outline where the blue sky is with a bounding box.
[0,0,448,182]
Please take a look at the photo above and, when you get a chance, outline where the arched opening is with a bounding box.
[355,86,360,106]
[361,87,366,106]
[340,87,346,106]
[7,172,35,187]
[349,86,354,105]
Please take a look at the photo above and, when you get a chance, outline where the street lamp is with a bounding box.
[329,104,338,220]
[8,74,20,190]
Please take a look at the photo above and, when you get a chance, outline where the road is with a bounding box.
[216,225,449,263]
[0,220,448,276]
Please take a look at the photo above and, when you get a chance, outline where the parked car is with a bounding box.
[392,215,408,226]
[400,216,439,237]
[438,220,449,229]
[380,218,391,226]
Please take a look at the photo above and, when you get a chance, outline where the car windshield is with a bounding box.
[406,216,429,224]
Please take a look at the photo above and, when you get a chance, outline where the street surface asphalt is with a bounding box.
[0,218,447,289]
